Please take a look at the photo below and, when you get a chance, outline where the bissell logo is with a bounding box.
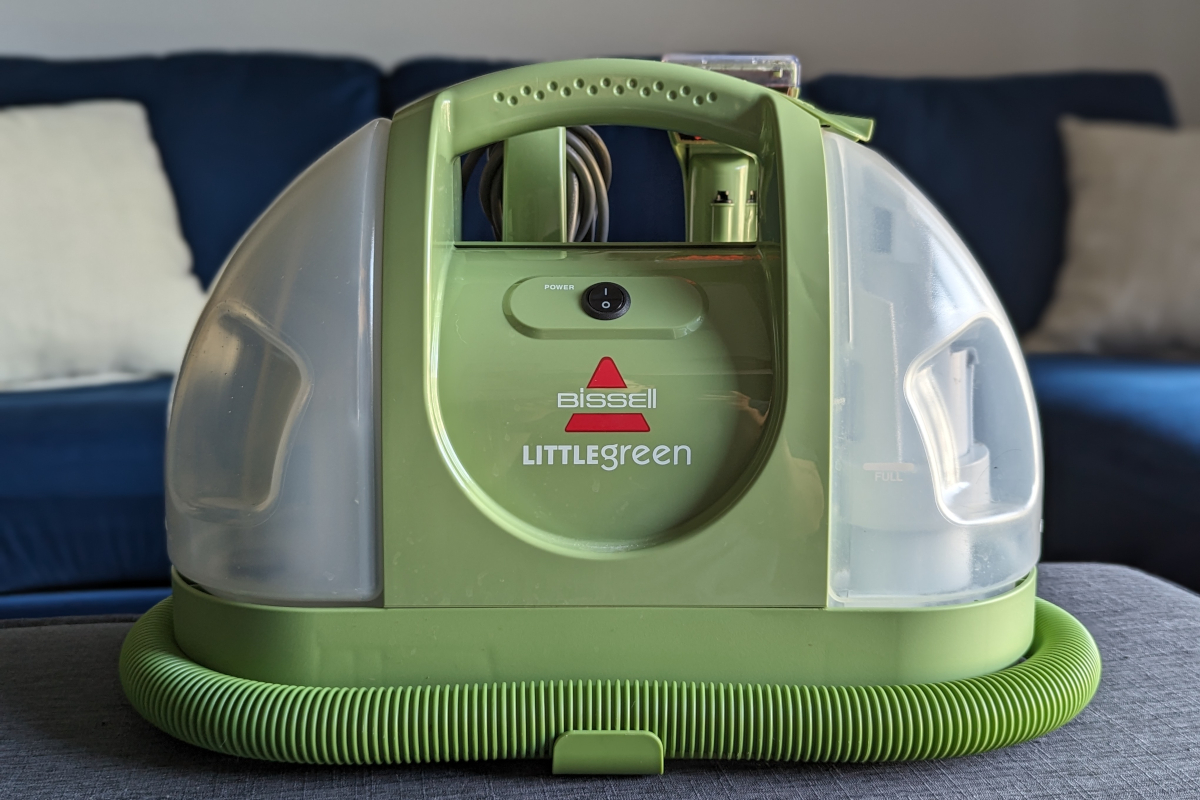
[521,357,692,470]
[558,357,653,433]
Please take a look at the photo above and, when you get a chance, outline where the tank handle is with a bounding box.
[403,58,787,159]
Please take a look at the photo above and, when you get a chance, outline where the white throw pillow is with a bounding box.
[1024,117,1200,356]
[0,99,207,389]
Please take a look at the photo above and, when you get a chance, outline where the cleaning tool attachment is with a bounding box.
[123,57,1099,773]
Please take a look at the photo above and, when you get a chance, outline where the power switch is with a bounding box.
[582,282,631,320]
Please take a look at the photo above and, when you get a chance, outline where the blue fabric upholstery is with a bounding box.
[1029,356,1200,590]
[0,379,173,594]
[0,53,385,286]
[0,586,170,620]
[803,73,1175,334]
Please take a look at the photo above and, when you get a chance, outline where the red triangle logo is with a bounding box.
[565,413,650,433]
[586,357,627,389]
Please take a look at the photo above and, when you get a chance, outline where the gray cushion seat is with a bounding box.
[2,563,1197,799]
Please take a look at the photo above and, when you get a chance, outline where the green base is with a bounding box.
[168,569,1041,689]
[120,595,1100,768]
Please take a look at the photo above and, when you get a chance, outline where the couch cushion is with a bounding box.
[0,53,385,286]
[0,379,172,594]
[1024,118,1200,356]
[0,100,206,388]
[803,73,1175,334]
[1028,354,1200,591]
[388,58,686,243]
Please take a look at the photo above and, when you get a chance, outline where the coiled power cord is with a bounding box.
[462,126,613,242]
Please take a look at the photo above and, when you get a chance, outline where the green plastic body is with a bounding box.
[382,60,833,609]
[165,58,1041,724]
[171,568,1034,688]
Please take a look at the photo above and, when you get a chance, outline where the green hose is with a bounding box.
[120,597,1099,764]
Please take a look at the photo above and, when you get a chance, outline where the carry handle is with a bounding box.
[426,59,785,158]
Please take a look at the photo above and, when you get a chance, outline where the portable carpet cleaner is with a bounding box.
[120,56,1100,774]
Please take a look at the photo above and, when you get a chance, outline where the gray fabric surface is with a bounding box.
[2,563,1198,799]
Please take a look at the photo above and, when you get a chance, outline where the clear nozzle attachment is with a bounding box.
[661,54,800,97]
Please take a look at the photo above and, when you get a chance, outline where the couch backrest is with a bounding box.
[0,53,385,286]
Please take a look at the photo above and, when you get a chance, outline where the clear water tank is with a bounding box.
[824,130,1042,607]
[165,120,389,604]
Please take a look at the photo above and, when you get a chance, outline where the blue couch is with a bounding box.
[0,53,1191,618]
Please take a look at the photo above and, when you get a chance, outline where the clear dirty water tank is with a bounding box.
[824,131,1042,607]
